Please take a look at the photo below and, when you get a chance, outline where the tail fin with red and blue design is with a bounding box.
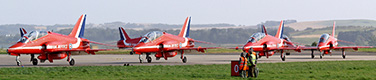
[178,17,191,38]
[68,14,86,38]
[275,20,284,39]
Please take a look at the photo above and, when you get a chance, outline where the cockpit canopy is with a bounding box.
[318,34,330,43]
[247,32,266,43]
[139,31,164,43]
[282,35,291,42]
[19,31,48,43]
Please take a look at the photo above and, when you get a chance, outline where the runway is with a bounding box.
[0,51,375,68]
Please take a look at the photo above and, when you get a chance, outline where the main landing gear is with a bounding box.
[181,56,187,63]
[67,52,75,66]
[280,52,286,61]
[146,53,152,63]
[320,51,323,59]
[311,50,315,59]
[181,51,187,63]
[31,54,38,65]
[138,53,152,63]
[342,49,346,59]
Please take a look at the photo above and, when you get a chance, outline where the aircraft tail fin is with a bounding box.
[275,20,284,39]
[178,17,191,38]
[332,21,336,37]
[19,28,27,37]
[262,25,268,35]
[119,27,131,40]
[68,14,86,38]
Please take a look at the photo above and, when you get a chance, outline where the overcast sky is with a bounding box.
[1,0,376,25]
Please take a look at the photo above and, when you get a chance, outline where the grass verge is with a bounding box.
[0,60,375,79]
[358,48,376,53]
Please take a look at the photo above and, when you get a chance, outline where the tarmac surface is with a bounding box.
[0,51,375,68]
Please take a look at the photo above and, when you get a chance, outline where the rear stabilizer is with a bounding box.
[178,17,191,38]
[68,14,87,38]
[19,28,27,37]
[275,20,284,39]
[262,25,268,35]
[119,27,131,40]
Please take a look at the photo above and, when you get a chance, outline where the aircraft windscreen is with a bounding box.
[139,31,164,43]
[247,32,265,43]
[282,35,291,42]
[318,34,330,43]
[19,31,48,43]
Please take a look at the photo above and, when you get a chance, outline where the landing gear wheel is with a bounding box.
[32,59,38,65]
[146,56,152,63]
[342,50,346,59]
[320,52,323,59]
[69,59,75,66]
[182,56,187,63]
[281,54,286,61]
[311,50,315,59]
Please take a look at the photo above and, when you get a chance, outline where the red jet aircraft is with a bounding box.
[7,14,109,66]
[235,20,301,61]
[302,22,373,59]
[117,27,142,49]
[129,17,214,63]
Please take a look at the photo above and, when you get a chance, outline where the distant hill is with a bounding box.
[0,23,244,35]
[286,19,376,30]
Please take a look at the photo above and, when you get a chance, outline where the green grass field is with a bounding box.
[0,49,7,54]
[358,48,376,53]
[1,60,375,80]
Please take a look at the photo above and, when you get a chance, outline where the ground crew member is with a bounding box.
[247,48,257,77]
[239,52,248,78]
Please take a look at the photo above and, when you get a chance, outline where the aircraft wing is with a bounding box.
[268,47,302,52]
[298,46,373,51]
[47,49,113,55]
[332,46,373,51]
[86,41,118,47]
[298,46,318,51]
[164,47,220,53]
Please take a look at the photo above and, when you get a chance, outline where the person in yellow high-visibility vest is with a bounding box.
[247,48,258,77]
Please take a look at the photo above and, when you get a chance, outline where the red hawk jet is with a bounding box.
[7,14,109,66]
[129,17,215,63]
[235,20,301,61]
[302,22,373,59]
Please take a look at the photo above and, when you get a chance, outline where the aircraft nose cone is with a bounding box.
[6,48,17,54]
[7,43,26,54]
[6,49,9,54]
